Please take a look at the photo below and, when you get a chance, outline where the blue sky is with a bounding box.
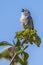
[0,0,43,65]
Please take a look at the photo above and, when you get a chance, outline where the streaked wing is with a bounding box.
[27,16,34,29]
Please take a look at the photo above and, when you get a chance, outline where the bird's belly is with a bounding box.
[20,17,28,25]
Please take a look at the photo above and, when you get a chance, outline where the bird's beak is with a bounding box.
[21,9,24,12]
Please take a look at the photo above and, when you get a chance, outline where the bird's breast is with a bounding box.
[20,16,28,26]
[20,16,28,23]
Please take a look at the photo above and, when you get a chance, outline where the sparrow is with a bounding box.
[20,9,34,29]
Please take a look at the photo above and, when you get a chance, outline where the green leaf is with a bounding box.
[0,53,2,58]
[16,56,28,65]
[0,47,14,60]
[21,52,29,61]
[24,45,29,50]
[31,29,36,35]
[34,35,41,47]
[23,29,30,35]
[15,47,24,54]
[0,41,13,46]
[12,40,15,45]
[15,39,21,47]
[15,30,24,38]
[15,29,41,47]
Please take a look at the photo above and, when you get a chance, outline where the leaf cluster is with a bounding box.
[15,29,41,47]
[0,29,41,65]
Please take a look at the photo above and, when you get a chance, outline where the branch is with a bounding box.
[9,53,16,65]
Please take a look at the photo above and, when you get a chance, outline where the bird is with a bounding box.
[20,9,34,29]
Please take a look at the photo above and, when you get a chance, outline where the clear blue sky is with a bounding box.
[0,0,43,65]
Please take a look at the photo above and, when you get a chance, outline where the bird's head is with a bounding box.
[21,9,30,17]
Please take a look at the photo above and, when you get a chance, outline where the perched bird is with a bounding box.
[20,9,34,29]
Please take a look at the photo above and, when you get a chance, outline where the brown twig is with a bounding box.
[9,53,16,65]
